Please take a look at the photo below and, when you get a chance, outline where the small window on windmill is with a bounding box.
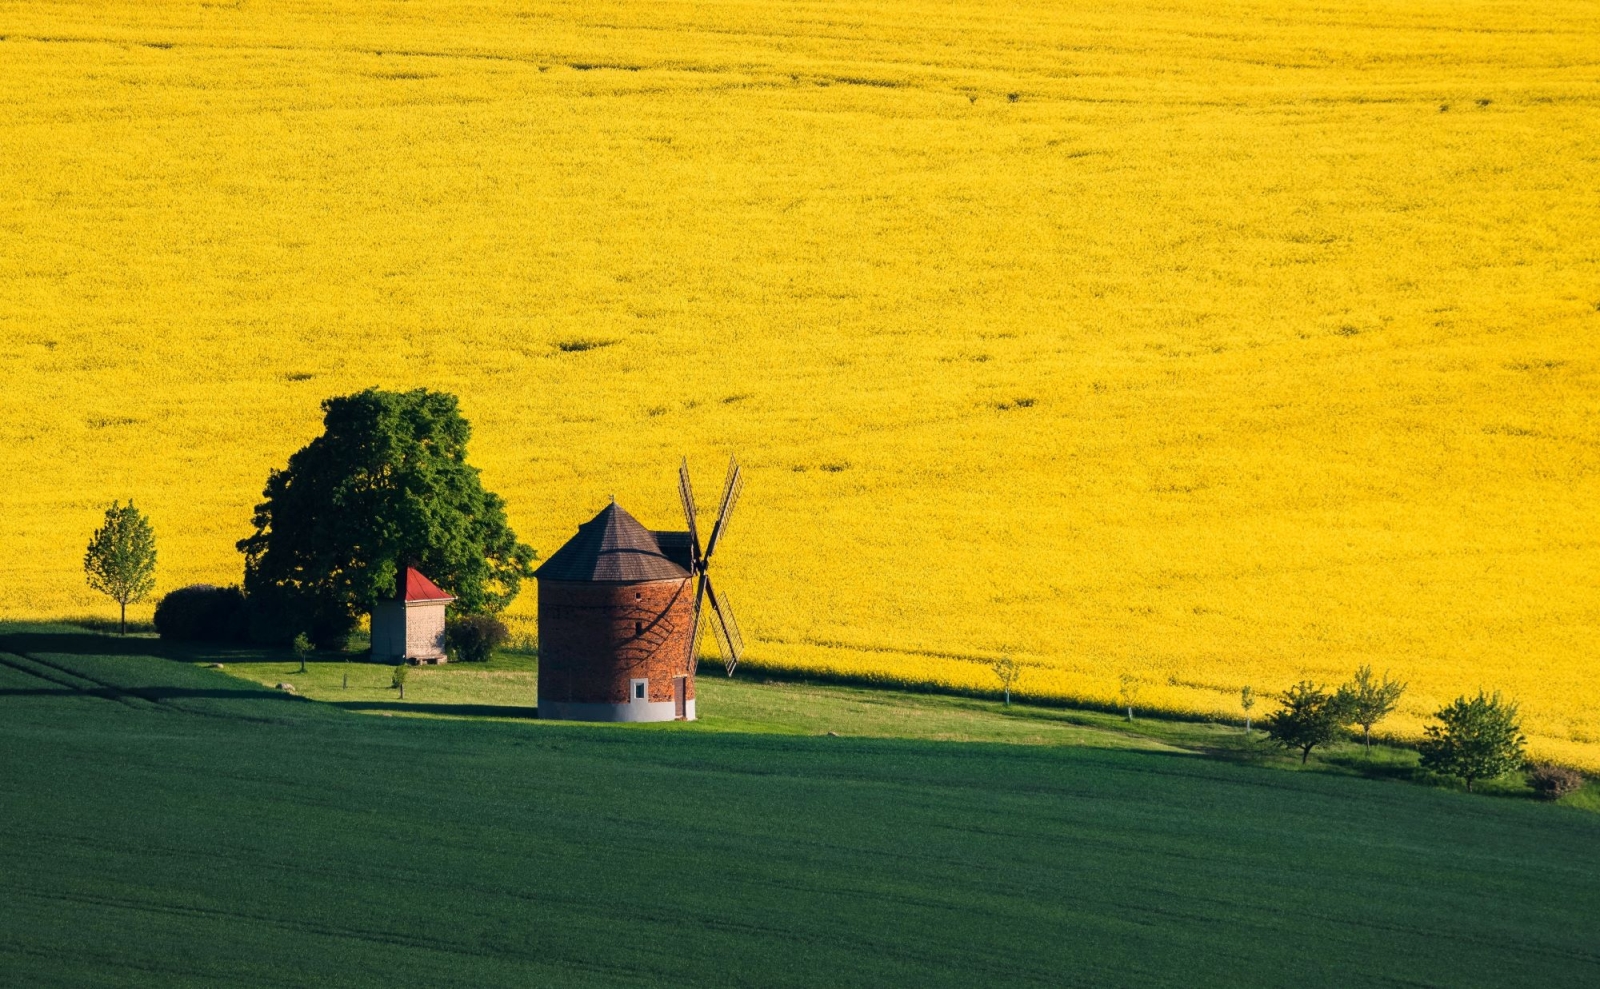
[631,678,647,702]
[635,592,641,601]
[634,621,643,635]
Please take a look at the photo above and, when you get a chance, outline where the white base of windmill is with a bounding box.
[539,699,696,723]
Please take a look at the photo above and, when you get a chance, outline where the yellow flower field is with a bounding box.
[1,1,1595,764]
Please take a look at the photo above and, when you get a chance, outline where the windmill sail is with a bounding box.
[704,576,745,676]
[679,455,745,676]
[678,458,702,568]
[704,457,743,561]
[687,572,709,676]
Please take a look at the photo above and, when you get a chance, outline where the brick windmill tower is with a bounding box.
[535,458,745,722]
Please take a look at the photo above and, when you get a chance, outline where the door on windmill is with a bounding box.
[630,678,648,704]
[673,677,686,719]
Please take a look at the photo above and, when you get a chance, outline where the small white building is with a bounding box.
[371,566,454,663]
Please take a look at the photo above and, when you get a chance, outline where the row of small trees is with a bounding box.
[990,658,1566,797]
[1261,671,1530,792]
[1259,666,1406,763]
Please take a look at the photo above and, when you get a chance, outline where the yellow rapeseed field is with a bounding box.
[1,1,1596,764]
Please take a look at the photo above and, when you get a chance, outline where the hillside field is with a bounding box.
[2,625,1599,987]
[0,1,1597,764]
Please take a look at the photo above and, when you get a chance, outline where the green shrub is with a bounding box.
[446,615,510,663]
[153,585,246,642]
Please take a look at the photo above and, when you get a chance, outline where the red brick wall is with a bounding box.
[537,578,696,705]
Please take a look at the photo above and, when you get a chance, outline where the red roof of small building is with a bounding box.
[398,566,454,602]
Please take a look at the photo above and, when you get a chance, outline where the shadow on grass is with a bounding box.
[41,615,156,636]
[739,662,1223,726]
[328,700,539,720]
[1320,750,1425,782]
[0,629,168,659]
[0,686,298,702]
[0,627,379,667]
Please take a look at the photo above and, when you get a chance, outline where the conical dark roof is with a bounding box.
[534,503,691,583]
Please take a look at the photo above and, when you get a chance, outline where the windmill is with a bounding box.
[678,456,745,675]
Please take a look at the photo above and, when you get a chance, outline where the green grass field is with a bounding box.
[216,637,1587,801]
[3,625,1598,987]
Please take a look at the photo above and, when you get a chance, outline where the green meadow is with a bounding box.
[2,624,1598,987]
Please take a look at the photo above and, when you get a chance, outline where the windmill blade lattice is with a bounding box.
[704,458,743,562]
[704,576,745,676]
[678,459,702,566]
[687,572,709,676]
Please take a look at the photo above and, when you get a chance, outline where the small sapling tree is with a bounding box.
[992,656,1021,706]
[1240,685,1256,737]
[1335,665,1406,755]
[1263,680,1343,764]
[1118,674,1141,722]
[392,662,409,700]
[83,501,157,635]
[1418,691,1526,793]
[292,632,312,674]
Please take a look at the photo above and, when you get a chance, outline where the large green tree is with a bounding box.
[237,388,536,647]
[83,501,157,635]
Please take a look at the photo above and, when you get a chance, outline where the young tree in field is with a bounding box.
[237,389,536,647]
[1418,692,1526,793]
[292,633,312,675]
[1240,685,1256,737]
[1335,666,1406,755]
[83,501,157,635]
[1263,680,1343,764]
[991,656,1021,706]
[1118,674,1141,722]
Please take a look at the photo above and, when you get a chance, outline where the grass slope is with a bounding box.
[219,642,1575,801]
[2,626,1598,988]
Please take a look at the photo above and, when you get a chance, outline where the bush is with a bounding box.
[153,585,246,642]
[1418,691,1526,793]
[445,615,509,663]
[1527,763,1584,802]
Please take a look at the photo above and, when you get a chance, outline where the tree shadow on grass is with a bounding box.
[0,626,370,668]
[0,628,170,659]
[0,686,300,702]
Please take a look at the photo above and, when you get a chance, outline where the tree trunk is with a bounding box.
[399,682,405,700]
[1244,716,1251,736]
[119,600,127,636]
[1004,688,1010,706]
[1126,706,1133,722]
[1301,747,1311,764]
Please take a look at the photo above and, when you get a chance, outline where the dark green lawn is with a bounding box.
[2,627,1597,988]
